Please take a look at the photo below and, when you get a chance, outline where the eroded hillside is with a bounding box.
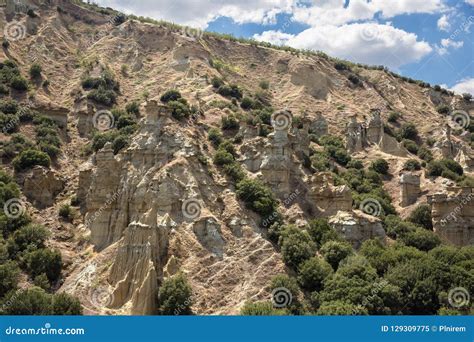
[0,0,473,316]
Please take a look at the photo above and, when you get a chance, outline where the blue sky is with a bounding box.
[94,0,473,94]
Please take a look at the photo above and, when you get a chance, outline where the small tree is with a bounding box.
[25,248,62,283]
[158,273,193,315]
[408,204,433,230]
[160,89,182,103]
[12,149,51,171]
[320,241,353,270]
[297,257,333,292]
[370,158,389,175]
[279,226,316,269]
[401,229,441,251]
[403,159,421,171]
[29,63,42,78]
[399,123,418,140]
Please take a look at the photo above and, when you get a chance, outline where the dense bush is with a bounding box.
[259,80,270,89]
[236,178,277,218]
[12,149,51,171]
[320,241,353,270]
[221,114,239,130]
[8,224,49,256]
[240,301,281,315]
[279,225,316,269]
[217,84,242,99]
[160,89,182,103]
[25,248,62,282]
[399,123,418,140]
[400,229,441,251]
[0,261,19,297]
[208,128,223,147]
[370,158,389,174]
[87,87,117,106]
[0,99,19,114]
[10,76,28,91]
[346,159,364,169]
[29,63,42,78]
[270,274,302,314]
[168,100,190,120]
[436,105,450,114]
[403,159,421,171]
[125,101,140,115]
[157,273,193,315]
[418,147,433,162]
[1,287,82,315]
[387,112,400,123]
[211,76,224,89]
[407,204,433,230]
[307,218,340,248]
[58,204,73,220]
[402,139,418,154]
[297,257,333,292]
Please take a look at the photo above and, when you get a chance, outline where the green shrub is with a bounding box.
[436,105,450,114]
[8,224,49,255]
[426,160,444,177]
[399,123,418,140]
[58,204,73,220]
[403,159,421,171]
[346,159,364,169]
[440,159,463,176]
[222,163,246,183]
[12,149,51,171]
[418,147,433,162]
[0,113,19,133]
[240,301,280,315]
[270,274,302,314]
[348,74,360,85]
[213,149,234,166]
[387,112,400,123]
[25,248,62,282]
[297,257,333,292]
[307,218,340,248]
[208,128,223,147]
[0,261,20,297]
[259,80,270,89]
[0,98,18,114]
[211,76,224,88]
[29,63,42,78]
[370,158,389,174]
[10,76,28,91]
[279,225,316,269]
[112,134,129,154]
[0,83,9,94]
[217,84,242,99]
[407,204,432,230]
[168,100,190,120]
[325,146,351,166]
[221,114,239,130]
[402,139,419,154]
[236,178,277,218]
[34,273,51,291]
[400,229,441,251]
[87,87,117,106]
[157,273,193,315]
[240,97,254,110]
[160,89,182,103]
[334,62,351,71]
[125,101,140,115]
[320,241,353,270]
[462,93,472,102]
[51,292,83,315]
[317,300,368,315]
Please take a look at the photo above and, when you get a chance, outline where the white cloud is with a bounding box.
[94,0,294,28]
[465,0,474,6]
[254,23,432,69]
[450,78,474,95]
[435,38,464,55]
[437,14,450,31]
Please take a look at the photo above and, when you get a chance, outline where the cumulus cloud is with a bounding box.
[94,0,294,28]
[437,14,450,31]
[254,23,432,69]
[450,78,474,95]
[465,0,474,6]
[435,38,464,55]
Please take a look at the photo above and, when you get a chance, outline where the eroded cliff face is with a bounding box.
[2,0,473,315]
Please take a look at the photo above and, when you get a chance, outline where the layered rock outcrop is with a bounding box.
[23,166,65,208]
[328,210,386,248]
[428,187,474,246]
[306,172,352,217]
[400,172,421,207]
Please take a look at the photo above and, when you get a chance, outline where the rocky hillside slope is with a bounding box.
[0,0,473,315]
